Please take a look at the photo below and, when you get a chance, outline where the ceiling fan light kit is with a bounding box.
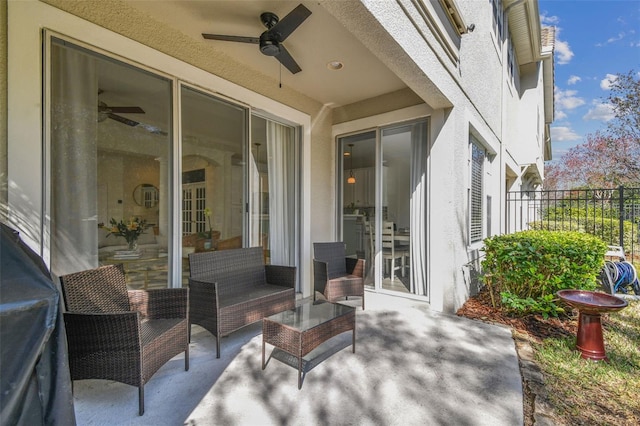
[202,3,312,74]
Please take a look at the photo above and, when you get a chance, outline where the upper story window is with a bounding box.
[507,38,517,83]
[491,0,504,41]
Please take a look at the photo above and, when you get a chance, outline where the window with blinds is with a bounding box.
[470,138,485,244]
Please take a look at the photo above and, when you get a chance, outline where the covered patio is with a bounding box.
[72,292,522,425]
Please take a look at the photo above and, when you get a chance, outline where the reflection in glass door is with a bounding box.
[250,115,298,268]
[339,132,376,287]
[49,37,171,288]
[180,86,247,284]
[339,119,428,298]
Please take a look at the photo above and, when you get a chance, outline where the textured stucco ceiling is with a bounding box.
[126,0,408,107]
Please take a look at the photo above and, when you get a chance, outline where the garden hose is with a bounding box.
[603,260,640,295]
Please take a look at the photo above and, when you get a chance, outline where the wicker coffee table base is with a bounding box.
[262,304,356,389]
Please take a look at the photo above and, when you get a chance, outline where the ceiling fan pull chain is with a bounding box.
[279,63,282,88]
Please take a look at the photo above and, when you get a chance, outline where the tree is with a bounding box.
[545,70,640,190]
[544,132,640,190]
[606,70,640,141]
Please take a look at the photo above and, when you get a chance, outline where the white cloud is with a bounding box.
[600,74,618,90]
[583,103,614,121]
[540,13,560,26]
[555,87,585,110]
[551,126,581,141]
[607,33,625,43]
[567,75,581,85]
[539,14,573,64]
[555,39,574,64]
[555,110,568,120]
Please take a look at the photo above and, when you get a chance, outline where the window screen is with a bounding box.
[470,137,485,243]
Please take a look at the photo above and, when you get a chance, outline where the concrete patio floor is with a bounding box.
[72,292,523,425]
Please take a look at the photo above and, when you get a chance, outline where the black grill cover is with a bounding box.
[0,223,76,425]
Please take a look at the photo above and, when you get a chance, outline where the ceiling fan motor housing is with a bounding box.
[259,33,280,56]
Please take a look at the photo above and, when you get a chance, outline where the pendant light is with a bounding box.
[347,144,356,184]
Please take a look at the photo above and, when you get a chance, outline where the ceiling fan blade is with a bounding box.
[275,45,302,74]
[202,34,260,44]
[108,106,145,114]
[108,113,139,127]
[269,4,311,42]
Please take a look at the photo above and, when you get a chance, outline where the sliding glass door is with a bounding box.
[180,86,248,284]
[339,119,429,298]
[50,37,171,286]
[250,115,298,267]
[48,36,300,290]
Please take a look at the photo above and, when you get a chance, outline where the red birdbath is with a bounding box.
[557,290,628,361]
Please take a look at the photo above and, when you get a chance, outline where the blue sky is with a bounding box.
[538,0,640,161]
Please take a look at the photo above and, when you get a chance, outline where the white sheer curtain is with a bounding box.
[51,42,99,276]
[266,121,295,266]
[409,121,428,296]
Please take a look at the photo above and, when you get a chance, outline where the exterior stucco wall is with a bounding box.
[310,106,335,244]
[456,0,503,137]
[355,1,506,313]
[333,88,424,125]
[1,0,7,220]
[503,62,546,186]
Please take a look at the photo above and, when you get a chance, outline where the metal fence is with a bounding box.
[506,186,640,262]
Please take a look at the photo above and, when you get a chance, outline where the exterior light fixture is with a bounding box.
[347,144,356,184]
[327,60,344,70]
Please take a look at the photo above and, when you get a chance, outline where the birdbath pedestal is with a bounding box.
[557,290,628,361]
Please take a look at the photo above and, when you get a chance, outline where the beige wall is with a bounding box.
[333,88,424,125]
[1,0,7,220]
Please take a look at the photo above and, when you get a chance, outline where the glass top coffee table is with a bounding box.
[262,300,356,389]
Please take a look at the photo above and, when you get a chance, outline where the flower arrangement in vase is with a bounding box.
[103,217,148,250]
[203,208,213,249]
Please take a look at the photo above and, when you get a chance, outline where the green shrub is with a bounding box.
[482,230,607,317]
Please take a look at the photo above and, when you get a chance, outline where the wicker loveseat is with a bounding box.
[188,247,296,358]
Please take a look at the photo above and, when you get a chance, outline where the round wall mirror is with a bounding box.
[133,184,159,208]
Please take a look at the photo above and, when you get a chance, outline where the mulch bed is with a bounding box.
[455,287,578,343]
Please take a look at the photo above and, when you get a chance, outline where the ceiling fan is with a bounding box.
[202,3,312,74]
[98,100,145,126]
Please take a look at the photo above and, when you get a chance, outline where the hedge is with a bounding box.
[482,230,607,317]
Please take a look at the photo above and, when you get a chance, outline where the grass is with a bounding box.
[533,300,640,425]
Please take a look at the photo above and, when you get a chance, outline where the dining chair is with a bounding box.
[382,221,408,282]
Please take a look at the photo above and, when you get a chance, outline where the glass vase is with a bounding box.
[128,239,138,251]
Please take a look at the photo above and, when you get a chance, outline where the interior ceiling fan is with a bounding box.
[202,3,311,74]
[98,100,145,127]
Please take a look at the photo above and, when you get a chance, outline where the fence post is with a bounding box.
[619,185,624,248]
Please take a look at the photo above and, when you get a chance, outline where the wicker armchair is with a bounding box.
[59,264,189,416]
[313,242,365,309]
